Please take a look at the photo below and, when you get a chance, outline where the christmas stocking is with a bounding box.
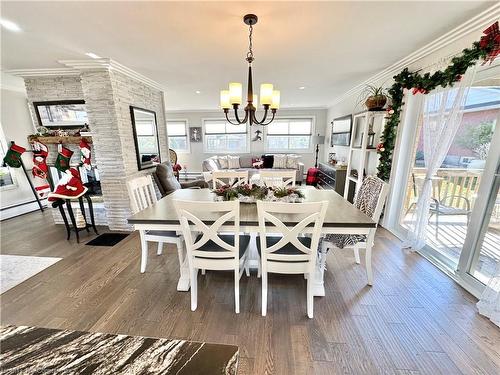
[2,143,26,168]
[79,139,92,170]
[55,145,73,172]
[32,141,49,179]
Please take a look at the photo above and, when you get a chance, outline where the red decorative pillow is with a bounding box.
[252,158,263,169]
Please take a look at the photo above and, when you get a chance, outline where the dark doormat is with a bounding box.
[86,233,129,247]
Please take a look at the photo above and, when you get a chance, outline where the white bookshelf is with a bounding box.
[344,110,387,202]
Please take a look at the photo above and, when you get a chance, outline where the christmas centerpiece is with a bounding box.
[212,184,305,203]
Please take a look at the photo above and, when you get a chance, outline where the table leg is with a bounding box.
[85,195,99,235]
[58,203,71,240]
[66,200,79,243]
[176,238,190,291]
[78,197,90,233]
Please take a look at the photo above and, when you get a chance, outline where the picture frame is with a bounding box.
[189,127,202,142]
[330,115,352,147]
[33,100,88,128]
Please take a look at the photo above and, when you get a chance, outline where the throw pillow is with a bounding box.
[273,154,288,169]
[228,155,241,169]
[209,156,221,169]
[261,154,274,168]
[218,155,229,169]
[239,155,253,168]
[286,154,301,169]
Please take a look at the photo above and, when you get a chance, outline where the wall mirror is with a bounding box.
[130,106,161,170]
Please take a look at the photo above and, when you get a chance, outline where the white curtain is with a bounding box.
[477,261,500,327]
[404,67,476,250]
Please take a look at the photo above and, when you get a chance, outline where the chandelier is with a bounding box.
[220,14,280,126]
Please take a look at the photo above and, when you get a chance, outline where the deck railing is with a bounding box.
[404,167,483,211]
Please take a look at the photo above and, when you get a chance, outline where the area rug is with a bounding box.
[0,255,61,294]
[0,325,239,375]
[86,232,129,246]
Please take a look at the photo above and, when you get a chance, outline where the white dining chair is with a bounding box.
[256,200,329,318]
[259,170,296,188]
[127,175,185,274]
[212,170,249,189]
[321,176,389,286]
[174,199,250,313]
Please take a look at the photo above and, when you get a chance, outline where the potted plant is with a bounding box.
[362,85,388,111]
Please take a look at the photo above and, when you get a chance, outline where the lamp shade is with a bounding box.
[312,135,325,145]
[260,83,273,105]
[229,82,242,105]
[271,90,280,109]
[220,90,230,109]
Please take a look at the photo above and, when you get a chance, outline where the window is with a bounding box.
[203,119,248,153]
[166,120,189,152]
[266,118,313,152]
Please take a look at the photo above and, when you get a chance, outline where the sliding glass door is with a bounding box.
[389,63,500,296]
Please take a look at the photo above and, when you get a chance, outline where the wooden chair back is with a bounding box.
[127,175,157,214]
[174,200,241,260]
[212,170,249,189]
[259,170,296,188]
[257,200,328,268]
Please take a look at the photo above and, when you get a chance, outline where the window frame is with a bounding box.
[264,116,315,153]
[166,119,190,154]
[202,118,250,154]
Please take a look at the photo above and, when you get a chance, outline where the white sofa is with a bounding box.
[202,154,304,184]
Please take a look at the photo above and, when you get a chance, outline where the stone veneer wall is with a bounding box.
[24,72,167,231]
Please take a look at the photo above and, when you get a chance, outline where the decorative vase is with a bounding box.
[365,95,387,111]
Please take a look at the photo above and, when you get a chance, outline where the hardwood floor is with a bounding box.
[1,211,499,374]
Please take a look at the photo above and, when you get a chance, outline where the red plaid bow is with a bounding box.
[480,21,500,65]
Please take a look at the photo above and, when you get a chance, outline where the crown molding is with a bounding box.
[5,68,80,77]
[328,3,500,108]
[58,58,164,91]
[165,106,328,114]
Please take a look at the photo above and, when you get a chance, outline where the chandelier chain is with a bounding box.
[246,24,254,62]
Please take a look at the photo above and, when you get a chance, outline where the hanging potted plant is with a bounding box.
[362,85,388,111]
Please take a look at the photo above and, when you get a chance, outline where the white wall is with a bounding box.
[0,73,39,218]
[166,108,327,173]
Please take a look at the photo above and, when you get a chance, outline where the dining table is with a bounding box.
[128,188,376,296]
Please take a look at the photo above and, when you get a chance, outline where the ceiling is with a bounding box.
[1,1,495,111]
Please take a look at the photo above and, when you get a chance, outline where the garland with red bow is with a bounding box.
[377,21,499,181]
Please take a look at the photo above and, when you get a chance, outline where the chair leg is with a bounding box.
[261,270,268,316]
[234,268,240,314]
[353,246,361,264]
[257,259,261,278]
[157,242,163,255]
[307,277,313,319]
[245,258,250,277]
[191,268,198,311]
[201,269,206,275]
[139,231,148,273]
[365,246,373,286]
[435,211,439,239]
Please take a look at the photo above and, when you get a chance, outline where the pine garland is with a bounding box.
[376,22,498,181]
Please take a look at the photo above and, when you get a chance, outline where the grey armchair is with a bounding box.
[153,161,207,197]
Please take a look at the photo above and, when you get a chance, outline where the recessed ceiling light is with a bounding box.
[299,86,306,90]
[85,52,101,59]
[195,90,201,94]
[0,18,21,32]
